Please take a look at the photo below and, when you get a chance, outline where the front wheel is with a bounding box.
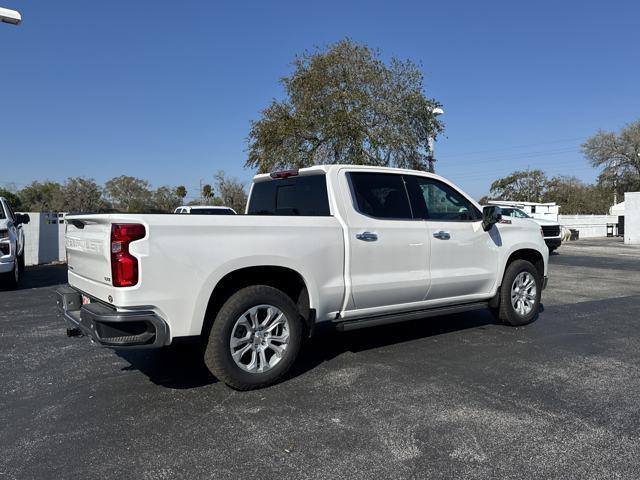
[0,259,19,290]
[204,285,303,390]
[492,259,541,326]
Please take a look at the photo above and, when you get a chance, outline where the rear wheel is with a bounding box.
[492,259,541,326]
[204,285,303,390]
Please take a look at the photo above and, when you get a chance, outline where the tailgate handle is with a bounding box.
[69,219,85,229]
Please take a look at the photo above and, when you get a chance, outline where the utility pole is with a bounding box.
[427,108,444,173]
[613,158,618,206]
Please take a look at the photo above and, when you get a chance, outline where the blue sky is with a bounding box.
[1,0,638,200]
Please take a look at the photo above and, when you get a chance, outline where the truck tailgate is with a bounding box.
[65,217,112,286]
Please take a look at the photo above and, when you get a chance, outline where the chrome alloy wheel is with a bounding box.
[229,304,290,373]
[510,271,537,316]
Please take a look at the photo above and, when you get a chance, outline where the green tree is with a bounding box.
[543,176,612,214]
[486,171,613,214]
[175,185,187,202]
[247,38,444,173]
[60,177,106,213]
[213,171,247,213]
[582,120,640,198]
[104,176,152,212]
[152,186,181,212]
[17,181,64,211]
[489,170,548,202]
[0,188,22,211]
[202,184,213,204]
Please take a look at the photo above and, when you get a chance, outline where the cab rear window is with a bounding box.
[247,174,331,216]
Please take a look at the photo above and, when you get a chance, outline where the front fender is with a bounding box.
[495,225,549,289]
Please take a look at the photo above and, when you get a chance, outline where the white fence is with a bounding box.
[625,192,640,245]
[21,212,67,266]
[558,215,619,239]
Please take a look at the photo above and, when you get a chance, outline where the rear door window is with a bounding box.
[248,174,331,216]
[348,172,413,220]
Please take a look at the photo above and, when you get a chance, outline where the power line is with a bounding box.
[439,136,587,160]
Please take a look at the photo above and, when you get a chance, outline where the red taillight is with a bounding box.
[270,169,299,179]
[111,223,145,287]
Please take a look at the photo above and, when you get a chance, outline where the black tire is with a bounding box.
[18,250,25,273]
[204,285,303,390]
[493,259,541,326]
[0,259,19,290]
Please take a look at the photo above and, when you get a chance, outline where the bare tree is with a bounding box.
[213,171,248,213]
[582,120,640,200]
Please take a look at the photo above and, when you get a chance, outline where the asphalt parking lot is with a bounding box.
[2,238,640,480]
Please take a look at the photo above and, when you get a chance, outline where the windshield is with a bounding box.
[0,202,6,220]
[189,208,235,215]
[500,207,530,218]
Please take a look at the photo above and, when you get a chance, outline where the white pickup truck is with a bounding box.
[489,203,563,252]
[57,165,548,389]
[0,197,30,289]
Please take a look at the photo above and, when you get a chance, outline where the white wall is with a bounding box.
[558,215,619,239]
[624,192,640,245]
[20,212,67,266]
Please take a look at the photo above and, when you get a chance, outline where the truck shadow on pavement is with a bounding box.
[4,264,69,291]
[116,341,218,389]
[114,309,506,390]
[288,310,502,382]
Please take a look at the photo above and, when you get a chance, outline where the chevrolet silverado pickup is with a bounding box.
[56,165,549,390]
[0,197,29,289]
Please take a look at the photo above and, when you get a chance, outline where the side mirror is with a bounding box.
[482,206,501,232]
[16,213,30,225]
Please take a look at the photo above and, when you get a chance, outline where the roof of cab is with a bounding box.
[252,164,443,183]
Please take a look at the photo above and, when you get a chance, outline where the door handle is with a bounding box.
[433,231,450,240]
[356,231,378,242]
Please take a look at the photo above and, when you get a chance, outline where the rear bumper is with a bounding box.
[55,285,169,348]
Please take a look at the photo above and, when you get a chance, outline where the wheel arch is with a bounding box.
[200,265,314,340]
[490,247,546,310]
[504,248,545,280]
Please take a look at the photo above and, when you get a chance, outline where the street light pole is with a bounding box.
[0,7,21,25]
[427,107,444,173]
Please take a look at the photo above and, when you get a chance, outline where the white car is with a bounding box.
[57,165,548,389]
[495,206,562,252]
[0,197,30,289]
[174,205,237,215]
